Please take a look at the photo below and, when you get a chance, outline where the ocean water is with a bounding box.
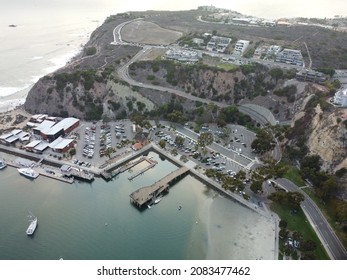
[0,7,105,112]
[0,151,275,260]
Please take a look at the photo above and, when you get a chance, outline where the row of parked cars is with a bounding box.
[99,125,112,157]
[83,127,95,158]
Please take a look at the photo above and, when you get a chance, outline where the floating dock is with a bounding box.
[130,166,189,209]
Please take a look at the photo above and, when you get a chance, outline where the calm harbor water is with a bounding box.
[0,152,275,260]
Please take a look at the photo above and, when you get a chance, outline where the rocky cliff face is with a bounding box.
[129,61,283,105]
[307,106,347,172]
[24,70,155,121]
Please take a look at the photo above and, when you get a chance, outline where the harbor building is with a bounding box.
[37,117,80,142]
[233,40,250,56]
[49,136,75,153]
[0,129,30,145]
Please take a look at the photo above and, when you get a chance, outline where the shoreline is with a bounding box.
[0,86,32,114]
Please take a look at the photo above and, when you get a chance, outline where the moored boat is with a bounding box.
[154,196,162,204]
[18,168,39,179]
[0,160,7,170]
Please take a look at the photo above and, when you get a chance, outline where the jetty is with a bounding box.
[130,166,189,208]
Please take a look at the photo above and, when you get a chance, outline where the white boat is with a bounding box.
[0,160,7,170]
[18,168,39,179]
[154,196,162,204]
[26,216,38,236]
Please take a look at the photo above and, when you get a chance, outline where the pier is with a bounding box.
[130,166,189,208]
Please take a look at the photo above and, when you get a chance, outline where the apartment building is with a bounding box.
[206,36,232,53]
[296,69,326,84]
[275,48,304,66]
[233,40,250,56]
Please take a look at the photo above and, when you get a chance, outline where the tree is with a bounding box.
[300,240,317,252]
[174,135,185,146]
[197,132,214,148]
[301,154,322,172]
[235,170,246,180]
[167,110,186,124]
[250,180,263,194]
[251,129,275,154]
[279,220,287,229]
[69,148,76,157]
[292,231,303,243]
[279,228,289,239]
[104,147,115,159]
[334,200,347,223]
[158,140,166,149]
[287,191,305,210]
[269,68,284,80]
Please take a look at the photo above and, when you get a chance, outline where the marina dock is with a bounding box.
[130,166,189,208]
[4,158,74,184]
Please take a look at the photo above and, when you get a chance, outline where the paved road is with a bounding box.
[276,178,347,260]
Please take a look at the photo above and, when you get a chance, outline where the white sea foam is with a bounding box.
[45,49,81,73]
[0,98,26,113]
[30,56,43,60]
[0,86,31,98]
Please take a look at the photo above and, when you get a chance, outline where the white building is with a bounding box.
[165,49,200,63]
[192,38,204,46]
[333,88,347,107]
[267,45,282,56]
[233,40,250,56]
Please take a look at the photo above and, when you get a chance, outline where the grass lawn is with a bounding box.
[217,63,239,71]
[303,188,347,249]
[270,202,329,259]
[283,166,306,187]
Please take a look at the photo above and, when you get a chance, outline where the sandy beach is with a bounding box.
[188,182,276,260]
[0,106,31,131]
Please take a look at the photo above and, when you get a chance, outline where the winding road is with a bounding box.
[276,178,347,260]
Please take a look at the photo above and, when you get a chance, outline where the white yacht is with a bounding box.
[26,216,38,236]
[18,168,39,179]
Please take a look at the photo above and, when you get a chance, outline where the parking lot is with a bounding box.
[68,119,258,178]
[73,120,136,167]
[152,122,258,177]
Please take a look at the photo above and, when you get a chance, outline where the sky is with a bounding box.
[1,0,346,19]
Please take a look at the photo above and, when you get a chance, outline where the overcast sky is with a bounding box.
[1,0,346,19]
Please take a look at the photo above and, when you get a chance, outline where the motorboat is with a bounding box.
[26,216,38,236]
[154,196,162,204]
[18,168,39,179]
[0,160,7,170]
